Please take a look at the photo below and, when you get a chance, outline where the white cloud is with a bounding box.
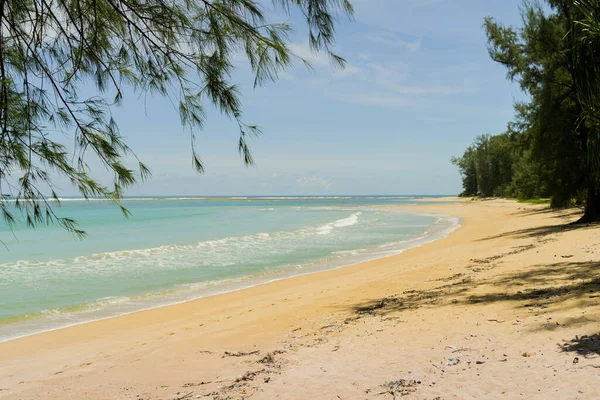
[367,62,476,96]
[352,0,444,7]
[335,64,363,78]
[338,94,414,109]
[284,36,478,113]
[367,62,409,84]
[296,175,334,190]
[288,42,362,79]
[278,71,296,81]
[250,172,336,193]
[389,85,476,95]
[365,31,421,52]
[300,59,476,111]
[289,43,330,67]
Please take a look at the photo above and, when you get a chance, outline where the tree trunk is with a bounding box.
[576,187,600,223]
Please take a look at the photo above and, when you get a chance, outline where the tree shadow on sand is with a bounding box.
[509,206,581,218]
[349,261,600,324]
[472,205,600,241]
[560,333,600,357]
[478,222,598,242]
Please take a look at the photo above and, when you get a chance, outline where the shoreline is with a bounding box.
[3,198,599,399]
[0,208,461,344]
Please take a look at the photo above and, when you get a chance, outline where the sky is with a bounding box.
[64,0,529,196]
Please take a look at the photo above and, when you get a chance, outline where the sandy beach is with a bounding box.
[2,198,600,399]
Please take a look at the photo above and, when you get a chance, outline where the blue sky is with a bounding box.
[70,0,528,196]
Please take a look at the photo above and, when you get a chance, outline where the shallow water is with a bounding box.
[0,196,459,342]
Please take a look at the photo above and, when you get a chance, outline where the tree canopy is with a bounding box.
[453,0,600,222]
[0,0,353,236]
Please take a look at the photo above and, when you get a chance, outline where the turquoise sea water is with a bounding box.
[0,196,460,342]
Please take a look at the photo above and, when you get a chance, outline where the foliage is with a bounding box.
[0,0,353,236]
[453,0,600,220]
[451,147,477,197]
[452,133,522,198]
[572,0,600,218]
[517,198,551,204]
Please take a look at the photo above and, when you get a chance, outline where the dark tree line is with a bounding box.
[453,0,600,222]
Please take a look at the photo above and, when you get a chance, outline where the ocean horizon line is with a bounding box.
[1,194,456,202]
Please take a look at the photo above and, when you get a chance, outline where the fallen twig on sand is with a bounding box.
[258,350,286,364]
[222,350,260,357]
[182,381,211,387]
[258,349,286,364]
[236,370,261,382]
[452,347,474,353]
[166,391,193,400]
[197,392,219,398]
[376,379,420,398]
[258,353,275,364]
[320,324,337,329]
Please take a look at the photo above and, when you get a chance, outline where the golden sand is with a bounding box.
[2,199,600,399]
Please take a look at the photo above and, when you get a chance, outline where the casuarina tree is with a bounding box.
[0,0,353,236]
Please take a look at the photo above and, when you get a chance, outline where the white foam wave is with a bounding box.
[331,249,363,256]
[316,212,361,235]
[0,210,462,343]
[0,211,366,279]
[94,296,131,307]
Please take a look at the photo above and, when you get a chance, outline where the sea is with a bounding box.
[0,196,460,342]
